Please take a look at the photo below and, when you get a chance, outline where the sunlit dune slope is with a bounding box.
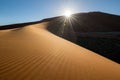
[0,22,120,80]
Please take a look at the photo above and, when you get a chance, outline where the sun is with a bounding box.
[64,10,72,18]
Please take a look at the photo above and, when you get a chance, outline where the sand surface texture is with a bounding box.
[0,22,120,80]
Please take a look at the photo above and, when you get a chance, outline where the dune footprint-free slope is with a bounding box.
[0,22,120,80]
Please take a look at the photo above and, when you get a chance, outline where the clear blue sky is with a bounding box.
[0,0,120,25]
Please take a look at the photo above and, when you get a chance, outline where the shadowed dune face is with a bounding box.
[0,22,120,80]
[47,17,77,43]
[45,12,120,63]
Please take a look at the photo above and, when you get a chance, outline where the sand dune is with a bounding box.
[0,22,120,80]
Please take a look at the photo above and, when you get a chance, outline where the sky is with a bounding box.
[0,0,120,25]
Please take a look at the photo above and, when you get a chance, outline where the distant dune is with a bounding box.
[0,21,120,80]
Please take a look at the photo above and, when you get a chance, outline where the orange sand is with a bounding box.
[0,22,120,80]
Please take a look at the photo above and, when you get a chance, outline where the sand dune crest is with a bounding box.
[0,22,120,80]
